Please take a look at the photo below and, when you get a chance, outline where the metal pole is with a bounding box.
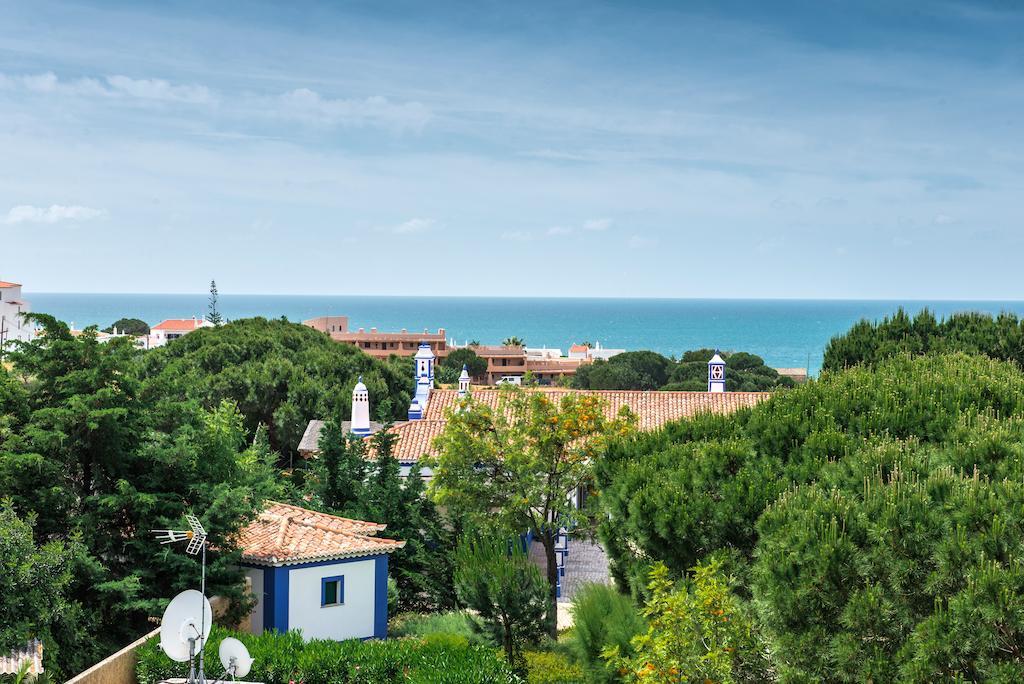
[198,541,207,684]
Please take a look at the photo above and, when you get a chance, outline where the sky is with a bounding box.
[0,0,1022,298]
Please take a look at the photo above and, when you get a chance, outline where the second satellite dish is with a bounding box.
[159,589,214,663]
[219,637,253,678]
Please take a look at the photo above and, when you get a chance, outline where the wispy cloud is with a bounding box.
[2,204,105,224]
[627,234,656,249]
[390,217,435,234]
[0,71,212,103]
[277,88,430,130]
[544,217,614,237]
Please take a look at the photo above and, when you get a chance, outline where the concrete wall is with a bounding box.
[65,628,159,684]
[288,559,375,641]
[241,567,264,634]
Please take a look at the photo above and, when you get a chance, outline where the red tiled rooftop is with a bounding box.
[0,281,21,288]
[423,388,769,431]
[569,344,589,353]
[237,501,404,566]
[365,420,448,463]
[152,318,204,331]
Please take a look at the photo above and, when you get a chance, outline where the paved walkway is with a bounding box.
[529,535,612,628]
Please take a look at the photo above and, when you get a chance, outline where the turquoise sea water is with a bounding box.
[24,293,1024,374]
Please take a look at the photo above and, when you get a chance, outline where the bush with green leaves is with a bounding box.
[566,583,645,683]
[523,649,584,684]
[572,348,792,392]
[596,352,1024,679]
[136,626,521,684]
[390,612,479,641]
[822,308,1024,372]
[453,534,550,671]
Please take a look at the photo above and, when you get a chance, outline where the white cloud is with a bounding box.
[391,217,435,234]
[278,88,430,130]
[627,234,656,249]
[546,225,573,236]
[2,204,105,225]
[105,75,213,103]
[0,71,212,103]
[583,217,613,231]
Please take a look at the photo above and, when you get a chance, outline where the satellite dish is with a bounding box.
[159,589,214,663]
[219,637,253,679]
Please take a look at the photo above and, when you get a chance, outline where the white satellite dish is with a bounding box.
[159,589,214,663]
[219,637,253,679]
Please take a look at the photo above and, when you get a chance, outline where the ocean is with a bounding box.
[23,293,1024,375]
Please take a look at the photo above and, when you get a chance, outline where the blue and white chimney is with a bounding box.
[458,364,471,398]
[351,376,371,435]
[708,351,726,393]
[408,342,436,420]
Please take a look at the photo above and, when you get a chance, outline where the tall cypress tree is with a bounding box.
[206,279,223,325]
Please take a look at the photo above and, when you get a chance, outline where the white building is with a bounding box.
[568,341,626,361]
[146,317,214,348]
[237,501,404,641]
[0,280,33,354]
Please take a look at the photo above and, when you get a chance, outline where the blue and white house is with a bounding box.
[407,342,435,419]
[238,501,404,641]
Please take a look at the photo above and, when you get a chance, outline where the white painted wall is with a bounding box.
[242,567,264,635]
[288,559,376,641]
[0,284,33,348]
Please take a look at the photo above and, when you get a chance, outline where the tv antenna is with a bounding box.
[154,514,212,684]
[218,638,253,680]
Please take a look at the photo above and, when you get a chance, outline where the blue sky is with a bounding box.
[1,0,1021,298]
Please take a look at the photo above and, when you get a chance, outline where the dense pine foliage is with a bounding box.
[571,349,793,391]
[823,308,1024,372]
[139,317,412,460]
[596,353,1024,680]
[0,316,283,677]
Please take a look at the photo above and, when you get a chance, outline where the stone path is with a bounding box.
[528,535,612,628]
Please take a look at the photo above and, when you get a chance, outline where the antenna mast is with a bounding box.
[154,514,209,684]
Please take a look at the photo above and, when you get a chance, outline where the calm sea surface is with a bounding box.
[24,293,1024,374]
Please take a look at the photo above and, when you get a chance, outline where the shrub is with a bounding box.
[135,626,522,684]
[390,611,479,642]
[567,583,645,683]
[523,650,584,684]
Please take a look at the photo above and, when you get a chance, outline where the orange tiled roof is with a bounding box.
[423,388,769,431]
[361,388,770,462]
[365,420,448,463]
[152,318,203,331]
[0,281,21,288]
[569,344,589,353]
[237,501,404,566]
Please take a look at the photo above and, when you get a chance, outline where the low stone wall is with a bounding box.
[65,628,159,684]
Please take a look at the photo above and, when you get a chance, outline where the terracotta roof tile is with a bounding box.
[423,388,769,430]
[152,318,205,331]
[365,420,448,463]
[237,501,404,566]
[0,281,21,289]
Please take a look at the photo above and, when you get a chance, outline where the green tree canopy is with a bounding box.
[442,347,488,379]
[596,352,1024,680]
[429,385,636,636]
[0,315,281,678]
[822,308,1024,372]
[139,317,412,460]
[102,317,150,335]
[572,348,792,392]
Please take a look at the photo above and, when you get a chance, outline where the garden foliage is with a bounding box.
[597,352,1024,680]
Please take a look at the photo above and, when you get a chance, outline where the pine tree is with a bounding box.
[206,280,223,325]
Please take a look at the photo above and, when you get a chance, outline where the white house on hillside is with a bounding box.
[0,280,33,354]
[146,317,214,348]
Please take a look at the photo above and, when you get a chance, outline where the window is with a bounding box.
[321,575,344,607]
